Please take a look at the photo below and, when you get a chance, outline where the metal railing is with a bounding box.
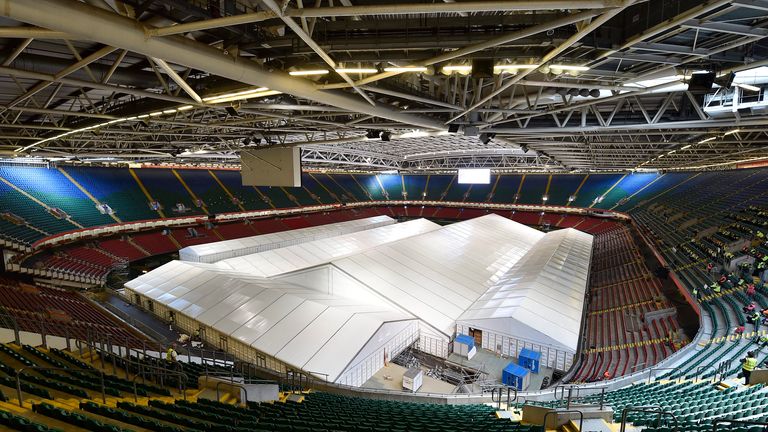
[554,384,608,410]
[647,367,679,384]
[713,418,768,432]
[15,366,106,407]
[131,367,188,402]
[620,406,678,432]
[491,386,517,410]
[543,409,583,432]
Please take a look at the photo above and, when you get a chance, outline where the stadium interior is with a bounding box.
[1,0,768,431]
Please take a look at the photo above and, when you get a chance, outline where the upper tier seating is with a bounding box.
[0,278,144,347]
[573,225,683,382]
[4,166,730,247]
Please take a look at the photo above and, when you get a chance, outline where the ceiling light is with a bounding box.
[162,109,176,114]
[681,144,692,150]
[384,66,428,73]
[137,114,150,119]
[335,68,378,74]
[203,89,281,104]
[442,65,473,73]
[736,83,760,92]
[202,87,271,103]
[149,111,163,117]
[698,137,717,144]
[724,129,740,135]
[549,64,590,71]
[288,69,329,76]
[494,64,539,73]
[177,105,194,111]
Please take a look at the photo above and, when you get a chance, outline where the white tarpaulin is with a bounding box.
[216,218,440,276]
[125,260,415,382]
[457,228,593,353]
[330,214,545,337]
[178,215,394,263]
[126,214,594,383]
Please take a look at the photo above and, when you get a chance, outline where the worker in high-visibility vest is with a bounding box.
[741,351,759,385]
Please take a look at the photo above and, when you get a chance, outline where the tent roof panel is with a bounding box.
[215,218,440,276]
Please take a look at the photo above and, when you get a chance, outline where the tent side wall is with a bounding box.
[125,287,291,372]
[456,323,574,371]
[336,320,419,387]
[419,323,450,358]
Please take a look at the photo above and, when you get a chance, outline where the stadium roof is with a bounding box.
[0,0,767,171]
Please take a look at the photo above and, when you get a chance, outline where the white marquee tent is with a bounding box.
[125,214,594,385]
[216,218,440,276]
[124,259,418,386]
[178,215,394,263]
[457,228,593,370]
[329,214,545,356]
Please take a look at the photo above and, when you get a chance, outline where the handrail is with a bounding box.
[713,418,768,432]
[647,367,679,383]
[490,386,517,410]
[543,409,584,432]
[216,381,248,407]
[15,366,106,408]
[620,406,678,432]
[75,338,189,400]
[132,366,187,402]
[695,365,713,381]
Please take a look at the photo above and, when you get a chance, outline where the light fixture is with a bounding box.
[724,129,740,136]
[736,83,760,92]
[149,111,163,117]
[202,87,280,104]
[441,65,473,74]
[162,109,176,114]
[698,137,717,144]
[493,64,539,73]
[384,66,428,73]
[681,144,692,150]
[177,105,194,111]
[335,68,378,74]
[549,64,590,71]
[288,69,329,76]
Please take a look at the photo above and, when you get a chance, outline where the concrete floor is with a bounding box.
[447,348,554,391]
[362,363,458,394]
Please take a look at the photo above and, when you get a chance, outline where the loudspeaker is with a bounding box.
[448,124,460,134]
[225,106,239,116]
[464,126,479,136]
[687,72,716,93]
[472,59,494,79]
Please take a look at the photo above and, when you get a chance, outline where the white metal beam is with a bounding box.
[0,0,445,131]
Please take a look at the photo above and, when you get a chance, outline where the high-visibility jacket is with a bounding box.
[744,357,758,371]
